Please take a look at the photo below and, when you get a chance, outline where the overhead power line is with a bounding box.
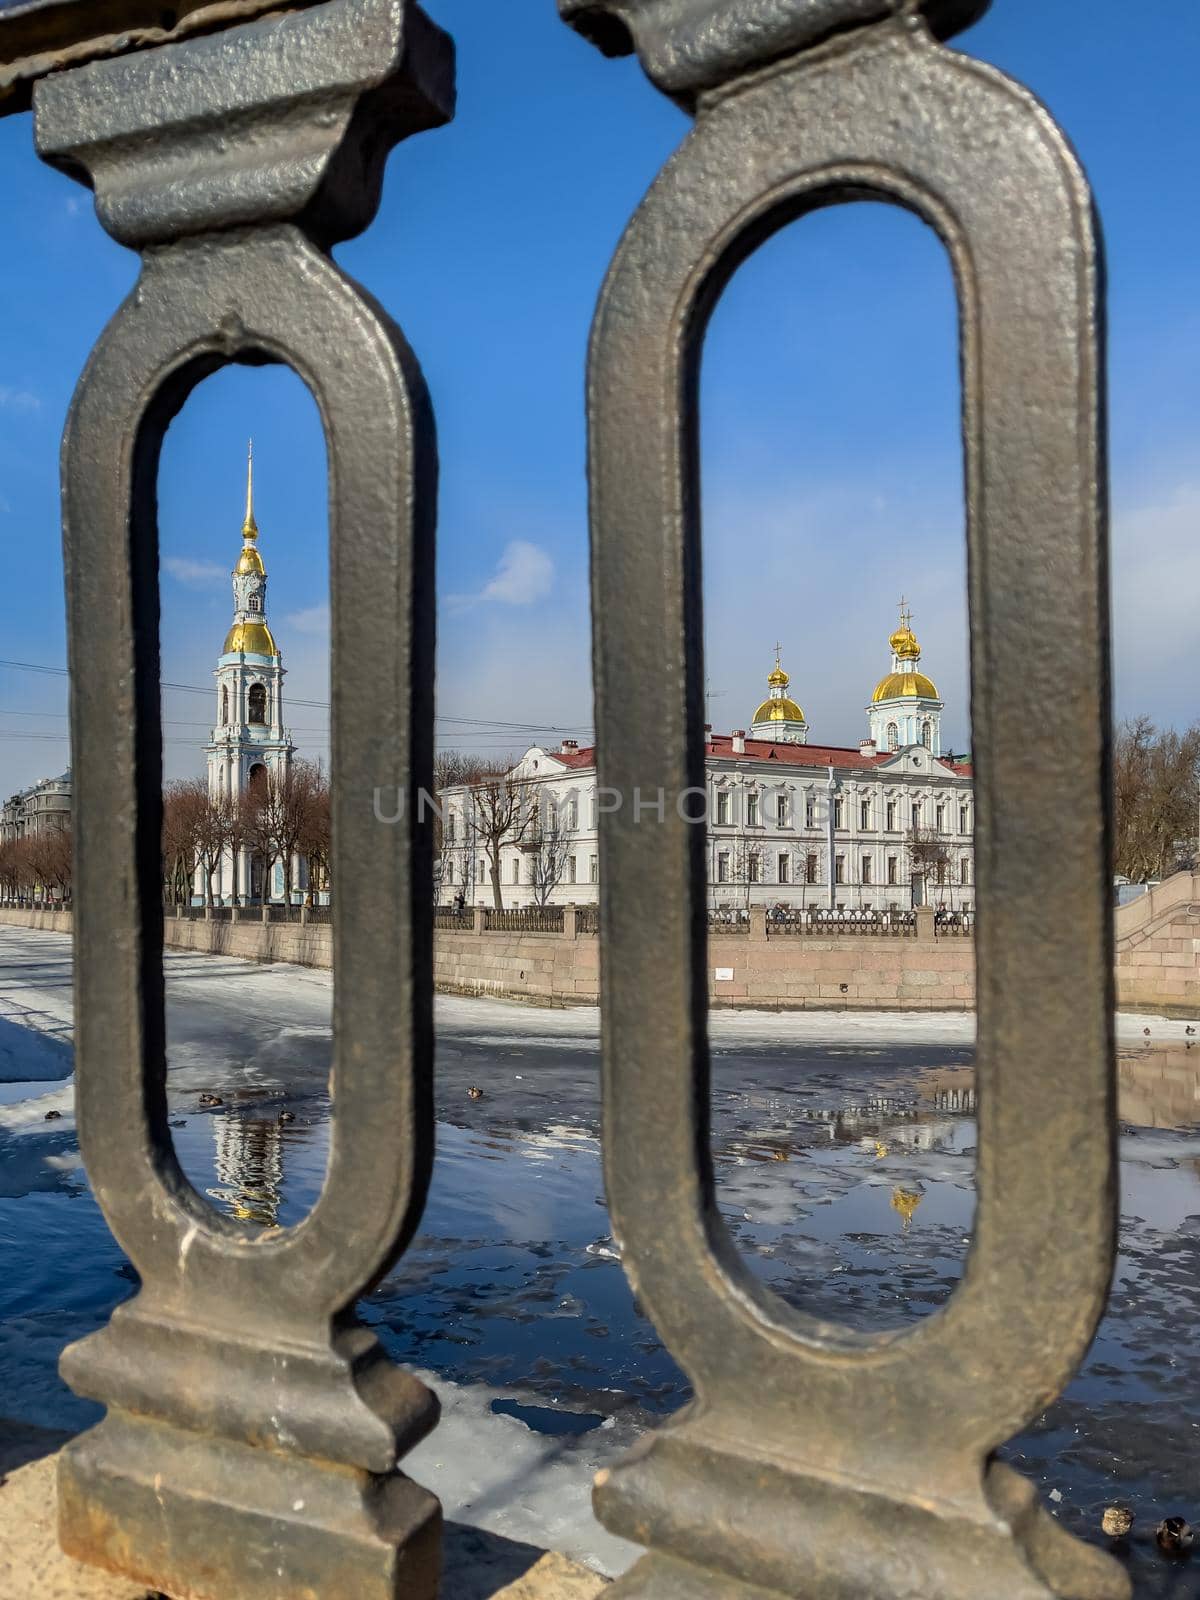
[0,658,593,738]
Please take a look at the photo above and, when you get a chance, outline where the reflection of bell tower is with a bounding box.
[205,443,294,805]
[208,1114,285,1227]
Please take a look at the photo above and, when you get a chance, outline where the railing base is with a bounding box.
[58,1412,442,1600]
[597,1436,1129,1600]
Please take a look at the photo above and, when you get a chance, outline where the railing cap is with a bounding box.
[560,0,991,105]
[0,0,321,117]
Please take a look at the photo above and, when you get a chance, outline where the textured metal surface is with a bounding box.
[0,0,323,117]
[560,0,991,103]
[28,4,451,1596]
[574,9,1120,1600]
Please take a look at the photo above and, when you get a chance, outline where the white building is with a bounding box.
[442,609,974,913]
[200,447,296,903]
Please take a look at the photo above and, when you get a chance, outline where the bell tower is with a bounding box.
[206,443,294,806]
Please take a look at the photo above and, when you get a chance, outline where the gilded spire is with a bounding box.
[242,438,259,541]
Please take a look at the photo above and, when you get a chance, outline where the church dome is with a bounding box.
[889,623,920,660]
[871,670,938,704]
[752,654,805,727]
[753,693,807,724]
[224,620,278,657]
[236,544,265,577]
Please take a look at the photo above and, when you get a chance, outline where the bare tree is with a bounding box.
[463,757,529,910]
[434,751,487,904]
[530,796,575,908]
[26,827,72,903]
[1114,717,1200,883]
[906,826,950,907]
[295,762,332,903]
[163,778,209,906]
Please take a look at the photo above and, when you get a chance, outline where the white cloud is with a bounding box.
[286,603,330,636]
[163,555,227,587]
[451,540,555,610]
[0,386,40,414]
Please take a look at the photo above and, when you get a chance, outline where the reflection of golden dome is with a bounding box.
[223,621,278,656]
[753,695,806,725]
[891,1187,923,1228]
[872,670,939,704]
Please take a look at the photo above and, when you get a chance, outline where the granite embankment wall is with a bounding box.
[4,877,1199,1012]
[1113,871,1200,1016]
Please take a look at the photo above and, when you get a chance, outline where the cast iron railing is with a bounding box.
[483,905,566,934]
[0,1,1118,1598]
[567,1,1118,1598]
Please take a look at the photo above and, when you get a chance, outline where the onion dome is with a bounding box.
[752,655,805,725]
[873,605,938,703]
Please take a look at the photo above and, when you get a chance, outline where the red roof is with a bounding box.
[550,738,971,778]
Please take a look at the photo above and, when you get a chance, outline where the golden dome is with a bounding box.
[235,544,265,576]
[889,625,920,660]
[752,695,806,725]
[871,671,939,704]
[767,662,790,689]
[223,620,278,657]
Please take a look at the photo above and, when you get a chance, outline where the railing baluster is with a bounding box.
[563,2,1121,1596]
[0,3,453,1596]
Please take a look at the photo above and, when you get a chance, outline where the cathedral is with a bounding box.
[441,607,975,914]
[201,447,296,902]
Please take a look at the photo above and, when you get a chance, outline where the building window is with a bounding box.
[887,856,898,886]
[777,794,789,827]
[717,852,730,883]
[778,853,791,884]
[911,802,921,829]
[248,595,262,613]
[444,861,453,884]
[887,722,899,751]
[835,854,845,885]
[936,804,945,833]
[567,796,579,830]
[477,860,485,884]
[446,812,456,843]
[834,797,844,829]
[248,683,267,725]
[716,791,731,826]
[961,858,971,886]
[860,799,870,830]
[590,796,598,828]
[748,853,760,884]
[747,792,759,827]
[805,853,818,885]
[590,855,598,883]
[862,856,872,885]
[568,855,577,884]
[221,684,229,726]
[511,859,519,885]
[805,798,815,828]
[886,801,896,831]
[960,804,969,834]
[922,720,932,749]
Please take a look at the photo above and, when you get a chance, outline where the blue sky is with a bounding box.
[0,0,1197,787]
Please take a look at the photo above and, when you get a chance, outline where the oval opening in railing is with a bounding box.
[159,365,332,1232]
[700,201,977,1330]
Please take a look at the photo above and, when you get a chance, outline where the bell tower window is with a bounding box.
[221,685,229,726]
[248,595,261,613]
[248,684,267,725]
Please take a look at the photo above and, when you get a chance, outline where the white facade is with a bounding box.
[441,611,975,913]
